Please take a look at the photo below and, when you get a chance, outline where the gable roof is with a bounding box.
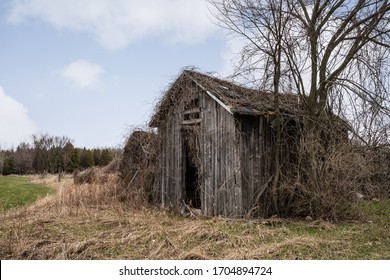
[150,70,302,127]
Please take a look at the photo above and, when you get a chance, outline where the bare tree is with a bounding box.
[209,0,390,218]
[14,142,34,174]
[281,1,389,187]
[32,134,74,176]
[210,0,295,213]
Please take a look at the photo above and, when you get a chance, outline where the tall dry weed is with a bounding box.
[29,172,125,214]
[118,129,159,209]
[273,142,390,220]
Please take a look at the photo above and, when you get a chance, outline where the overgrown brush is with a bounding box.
[118,128,160,209]
[271,142,390,220]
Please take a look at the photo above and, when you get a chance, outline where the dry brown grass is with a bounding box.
[0,174,389,260]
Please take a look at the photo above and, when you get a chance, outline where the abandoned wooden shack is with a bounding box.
[150,70,302,218]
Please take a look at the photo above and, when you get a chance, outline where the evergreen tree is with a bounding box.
[80,148,94,169]
[67,148,80,172]
[100,149,113,166]
[63,142,74,172]
[93,149,101,166]
[2,154,15,175]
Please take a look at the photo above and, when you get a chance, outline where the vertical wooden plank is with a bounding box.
[217,105,225,216]
[225,111,234,216]
[171,116,175,207]
[169,114,174,208]
[237,117,247,218]
[177,110,182,209]
[199,93,207,216]
[174,110,180,209]
[229,114,235,215]
[233,117,243,218]
[163,123,168,208]
[203,93,212,216]
[258,116,264,190]
[211,101,219,215]
[240,117,248,214]
[171,112,177,209]
[233,117,240,217]
[249,118,255,211]
[252,117,260,210]
[166,123,170,207]
[218,105,223,215]
[167,116,173,208]
[221,108,227,216]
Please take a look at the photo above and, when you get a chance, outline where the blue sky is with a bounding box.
[0,0,237,149]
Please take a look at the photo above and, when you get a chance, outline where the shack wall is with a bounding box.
[159,107,184,210]
[158,88,245,218]
[200,93,242,217]
[237,115,275,216]
[158,88,285,218]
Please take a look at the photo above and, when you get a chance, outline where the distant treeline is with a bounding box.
[0,134,119,175]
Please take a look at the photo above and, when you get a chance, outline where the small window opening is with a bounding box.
[183,97,201,124]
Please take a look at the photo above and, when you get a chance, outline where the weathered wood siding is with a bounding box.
[158,87,283,218]
[158,89,245,217]
[159,106,184,210]
[237,115,275,215]
[200,92,242,217]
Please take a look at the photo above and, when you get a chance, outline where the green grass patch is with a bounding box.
[0,176,54,211]
[356,199,390,225]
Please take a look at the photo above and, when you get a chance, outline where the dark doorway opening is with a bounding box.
[183,129,201,209]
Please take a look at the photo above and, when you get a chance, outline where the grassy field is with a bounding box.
[0,175,389,259]
[0,176,55,211]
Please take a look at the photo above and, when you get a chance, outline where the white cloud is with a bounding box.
[7,0,217,50]
[0,86,36,148]
[61,60,105,89]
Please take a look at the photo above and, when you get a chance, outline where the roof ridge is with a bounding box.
[150,69,302,127]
